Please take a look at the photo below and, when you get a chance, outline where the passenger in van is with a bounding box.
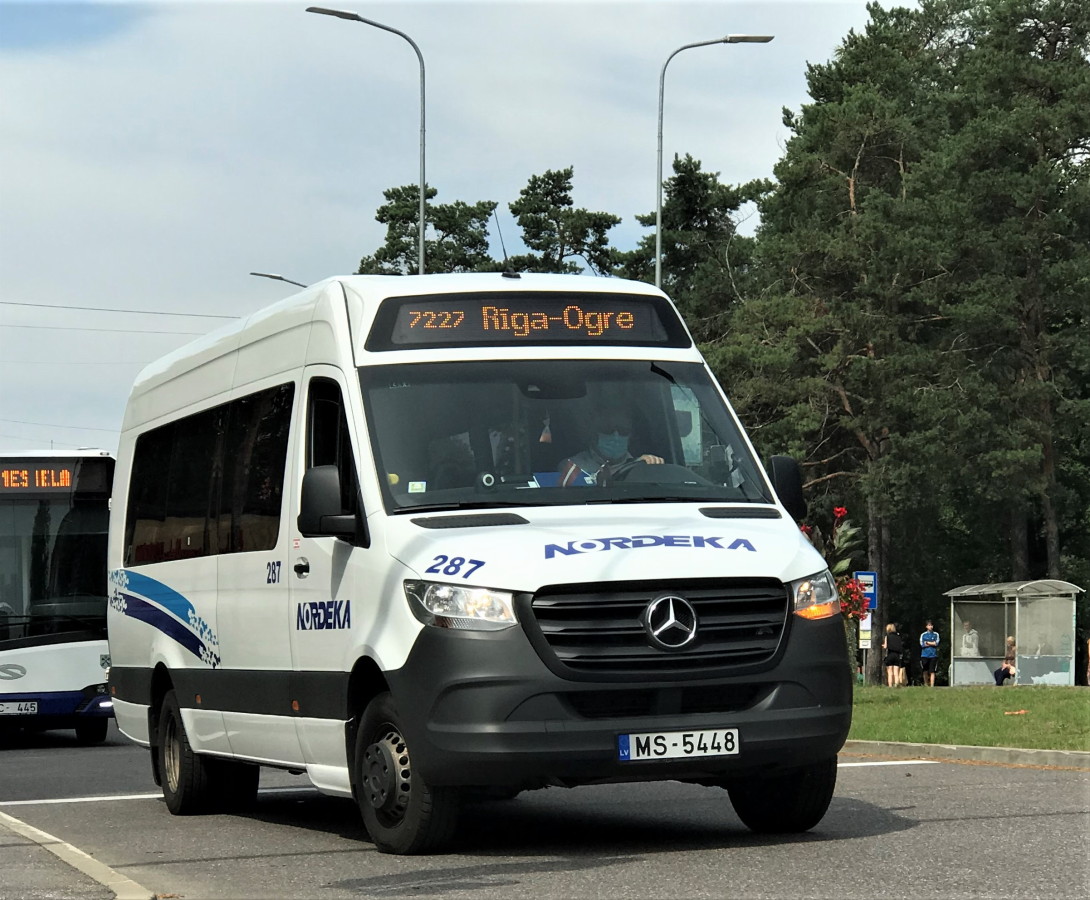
[558,408,663,487]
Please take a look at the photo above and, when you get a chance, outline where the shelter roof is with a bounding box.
[944,579,1084,599]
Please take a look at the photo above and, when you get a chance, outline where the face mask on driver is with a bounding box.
[597,431,629,460]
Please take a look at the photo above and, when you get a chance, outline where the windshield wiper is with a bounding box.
[585,495,713,505]
[399,499,550,513]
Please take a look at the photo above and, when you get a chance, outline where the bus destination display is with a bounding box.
[371,293,690,350]
[1,463,75,492]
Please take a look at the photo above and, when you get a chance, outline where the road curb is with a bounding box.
[0,809,154,900]
[843,739,1090,770]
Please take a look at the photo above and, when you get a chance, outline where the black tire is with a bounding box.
[726,757,838,833]
[355,692,459,854]
[74,718,109,745]
[158,689,217,815]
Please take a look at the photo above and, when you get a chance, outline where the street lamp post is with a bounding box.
[655,34,773,290]
[306,6,427,275]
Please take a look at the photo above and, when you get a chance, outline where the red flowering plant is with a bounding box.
[802,506,868,621]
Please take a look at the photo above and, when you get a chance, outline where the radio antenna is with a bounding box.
[492,209,508,264]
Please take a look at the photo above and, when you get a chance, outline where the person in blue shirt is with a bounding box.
[920,620,940,687]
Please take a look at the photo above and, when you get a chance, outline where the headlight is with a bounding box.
[404,580,516,631]
[790,569,839,619]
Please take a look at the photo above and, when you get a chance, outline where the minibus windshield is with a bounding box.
[360,360,774,513]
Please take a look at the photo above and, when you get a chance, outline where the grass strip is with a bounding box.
[847,685,1090,752]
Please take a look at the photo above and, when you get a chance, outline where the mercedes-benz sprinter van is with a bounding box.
[107,273,851,853]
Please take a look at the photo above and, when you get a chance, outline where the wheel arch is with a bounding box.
[344,657,389,792]
[146,663,174,786]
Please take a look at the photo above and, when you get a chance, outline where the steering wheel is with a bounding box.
[601,458,646,485]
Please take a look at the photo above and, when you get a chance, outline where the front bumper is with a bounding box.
[0,684,114,726]
[385,614,852,789]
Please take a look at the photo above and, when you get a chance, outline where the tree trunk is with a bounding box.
[1010,505,1029,581]
[1040,426,1061,579]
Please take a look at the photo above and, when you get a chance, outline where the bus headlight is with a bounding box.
[404,581,517,631]
[790,570,840,619]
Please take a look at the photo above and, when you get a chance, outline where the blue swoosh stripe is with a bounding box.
[120,593,208,662]
[122,569,197,625]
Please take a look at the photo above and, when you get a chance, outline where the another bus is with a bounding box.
[107,273,851,853]
[0,451,115,743]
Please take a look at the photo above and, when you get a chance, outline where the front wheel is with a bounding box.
[726,757,838,833]
[355,692,459,854]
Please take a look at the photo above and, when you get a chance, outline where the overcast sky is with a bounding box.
[0,0,885,455]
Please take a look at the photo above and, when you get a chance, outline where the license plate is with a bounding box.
[618,728,739,761]
[0,701,38,715]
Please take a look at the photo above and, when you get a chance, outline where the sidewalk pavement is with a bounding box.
[841,739,1090,769]
[2,743,1088,900]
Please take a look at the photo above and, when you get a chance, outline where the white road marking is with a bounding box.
[0,785,316,807]
[0,792,160,807]
[838,759,940,767]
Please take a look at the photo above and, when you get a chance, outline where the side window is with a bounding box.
[307,378,359,517]
[162,406,224,562]
[221,383,294,554]
[124,384,293,566]
[671,385,703,466]
[125,426,172,565]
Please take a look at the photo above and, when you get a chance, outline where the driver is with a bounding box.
[558,407,663,487]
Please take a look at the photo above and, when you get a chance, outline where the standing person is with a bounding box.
[897,623,910,685]
[920,620,940,687]
[994,636,1017,685]
[883,624,903,687]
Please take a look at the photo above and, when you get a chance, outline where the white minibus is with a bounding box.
[107,273,851,853]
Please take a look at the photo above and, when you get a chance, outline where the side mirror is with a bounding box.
[298,465,357,539]
[767,456,807,523]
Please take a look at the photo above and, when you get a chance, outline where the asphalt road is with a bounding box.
[1,721,1088,900]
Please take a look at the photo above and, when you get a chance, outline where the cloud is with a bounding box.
[0,0,874,452]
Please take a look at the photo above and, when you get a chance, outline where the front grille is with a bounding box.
[526,578,789,675]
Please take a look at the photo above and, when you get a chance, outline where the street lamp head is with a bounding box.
[724,34,775,43]
[250,272,308,288]
[305,6,361,22]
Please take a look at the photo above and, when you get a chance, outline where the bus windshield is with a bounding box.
[361,359,774,514]
[0,458,112,643]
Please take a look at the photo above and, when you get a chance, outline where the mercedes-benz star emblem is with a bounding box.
[643,595,698,651]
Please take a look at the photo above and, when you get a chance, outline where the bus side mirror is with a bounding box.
[767,456,807,523]
[298,466,357,539]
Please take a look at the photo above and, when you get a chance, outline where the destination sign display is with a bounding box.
[0,457,113,496]
[1,463,74,492]
[366,292,691,350]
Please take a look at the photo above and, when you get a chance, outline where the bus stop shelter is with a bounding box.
[944,580,1083,686]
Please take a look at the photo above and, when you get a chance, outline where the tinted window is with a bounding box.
[221,384,294,553]
[126,426,172,565]
[162,406,224,561]
[306,378,358,517]
[124,383,294,566]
